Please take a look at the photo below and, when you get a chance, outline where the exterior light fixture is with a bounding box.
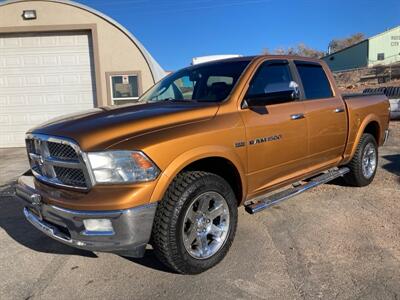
[22,10,37,20]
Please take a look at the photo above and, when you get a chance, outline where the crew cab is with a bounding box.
[15,56,390,274]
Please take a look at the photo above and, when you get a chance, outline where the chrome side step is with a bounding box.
[245,167,350,214]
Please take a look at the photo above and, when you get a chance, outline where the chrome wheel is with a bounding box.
[182,191,230,259]
[362,142,377,179]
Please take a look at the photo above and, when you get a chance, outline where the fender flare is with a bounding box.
[149,145,247,204]
[346,114,381,161]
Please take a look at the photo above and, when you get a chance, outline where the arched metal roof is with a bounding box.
[1,0,166,82]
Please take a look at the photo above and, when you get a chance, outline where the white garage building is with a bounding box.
[0,0,165,147]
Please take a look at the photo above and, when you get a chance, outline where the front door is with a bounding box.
[240,60,308,196]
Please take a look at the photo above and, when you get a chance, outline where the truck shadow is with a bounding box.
[324,154,400,186]
[121,250,175,274]
[0,182,97,258]
[382,154,400,177]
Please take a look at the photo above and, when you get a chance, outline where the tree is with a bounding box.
[328,33,365,53]
[296,43,325,58]
[262,43,324,58]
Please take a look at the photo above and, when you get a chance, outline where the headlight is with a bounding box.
[87,151,159,184]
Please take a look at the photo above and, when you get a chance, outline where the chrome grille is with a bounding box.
[25,134,92,190]
[32,165,43,176]
[47,141,78,160]
[54,166,87,188]
[26,139,36,154]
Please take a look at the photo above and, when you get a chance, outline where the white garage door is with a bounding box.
[0,31,96,148]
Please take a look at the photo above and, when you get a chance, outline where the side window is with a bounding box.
[247,62,293,97]
[296,63,333,100]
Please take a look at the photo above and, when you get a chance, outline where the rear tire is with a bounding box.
[344,133,378,187]
[151,171,238,274]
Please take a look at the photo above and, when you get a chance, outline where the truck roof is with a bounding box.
[189,55,323,66]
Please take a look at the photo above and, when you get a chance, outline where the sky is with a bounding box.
[75,0,400,71]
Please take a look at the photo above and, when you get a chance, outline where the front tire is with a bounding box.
[344,133,378,187]
[151,171,238,274]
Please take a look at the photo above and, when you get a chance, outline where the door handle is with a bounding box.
[334,107,345,113]
[291,113,305,120]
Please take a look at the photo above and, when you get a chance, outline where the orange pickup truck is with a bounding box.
[16,55,390,274]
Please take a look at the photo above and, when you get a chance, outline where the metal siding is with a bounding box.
[0,31,96,148]
[322,40,369,72]
[368,26,400,67]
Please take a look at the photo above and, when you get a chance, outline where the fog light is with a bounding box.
[83,219,114,235]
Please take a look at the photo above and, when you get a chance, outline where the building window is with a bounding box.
[109,73,140,105]
[377,53,385,61]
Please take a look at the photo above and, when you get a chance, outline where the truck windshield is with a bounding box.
[139,60,251,103]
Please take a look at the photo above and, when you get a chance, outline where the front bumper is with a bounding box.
[389,99,400,120]
[383,129,390,146]
[15,176,157,257]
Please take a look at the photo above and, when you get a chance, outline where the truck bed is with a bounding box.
[341,92,390,162]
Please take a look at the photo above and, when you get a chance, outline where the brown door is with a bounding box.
[294,61,347,168]
[240,60,309,196]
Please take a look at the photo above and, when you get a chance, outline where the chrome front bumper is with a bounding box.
[383,129,390,145]
[15,176,157,257]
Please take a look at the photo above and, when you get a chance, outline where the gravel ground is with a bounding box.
[0,122,399,300]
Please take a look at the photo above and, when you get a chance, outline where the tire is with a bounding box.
[344,133,378,187]
[151,171,238,274]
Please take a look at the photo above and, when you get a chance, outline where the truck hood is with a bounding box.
[30,101,219,150]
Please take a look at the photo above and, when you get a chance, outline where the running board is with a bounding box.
[245,167,350,214]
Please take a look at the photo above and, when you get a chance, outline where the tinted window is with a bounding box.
[247,62,292,97]
[296,63,333,99]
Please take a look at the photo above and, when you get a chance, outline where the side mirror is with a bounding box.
[245,81,300,107]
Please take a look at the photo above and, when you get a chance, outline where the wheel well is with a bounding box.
[183,157,243,206]
[364,121,380,143]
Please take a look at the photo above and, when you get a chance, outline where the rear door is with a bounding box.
[294,61,347,168]
[240,59,308,196]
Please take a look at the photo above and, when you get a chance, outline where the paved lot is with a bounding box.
[0,122,399,300]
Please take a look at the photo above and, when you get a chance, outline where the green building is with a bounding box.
[323,26,400,72]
